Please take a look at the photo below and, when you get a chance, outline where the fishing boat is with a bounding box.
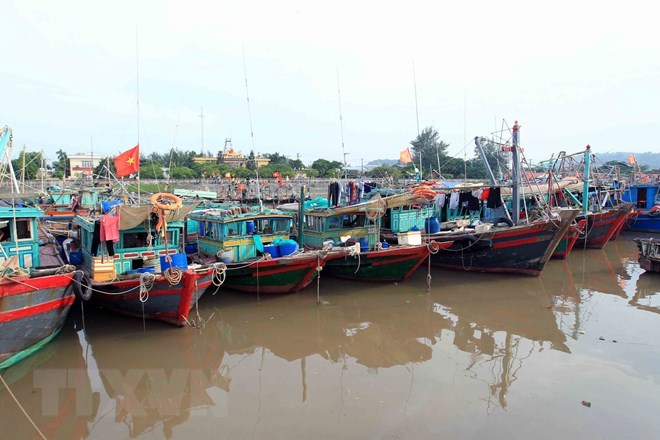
[189,206,324,294]
[72,194,220,327]
[552,218,588,259]
[0,126,78,369]
[426,124,579,275]
[282,193,450,282]
[622,183,660,233]
[634,238,660,273]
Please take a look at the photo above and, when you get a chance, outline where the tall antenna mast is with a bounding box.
[242,46,260,205]
[337,66,347,179]
[200,106,205,155]
[413,60,420,135]
[464,89,467,183]
[90,136,94,180]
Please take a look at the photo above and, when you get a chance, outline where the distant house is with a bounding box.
[68,154,104,178]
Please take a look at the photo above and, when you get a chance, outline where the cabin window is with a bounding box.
[123,232,149,248]
[198,221,205,237]
[254,218,289,235]
[15,219,32,240]
[327,215,343,229]
[304,216,323,232]
[342,215,364,228]
[0,219,33,242]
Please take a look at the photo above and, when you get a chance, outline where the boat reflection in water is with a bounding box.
[0,309,97,440]
[1,235,656,439]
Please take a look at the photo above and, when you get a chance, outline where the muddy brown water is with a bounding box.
[1,233,659,439]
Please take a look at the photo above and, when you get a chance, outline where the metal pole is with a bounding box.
[297,187,305,246]
[511,121,521,225]
[474,137,497,185]
[582,145,591,215]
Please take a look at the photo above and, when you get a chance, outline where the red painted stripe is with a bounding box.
[123,252,139,258]
[250,261,317,277]
[493,226,545,239]
[0,296,75,323]
[1,273,73,297]
[142,251,155,256]
[492,236,540,249]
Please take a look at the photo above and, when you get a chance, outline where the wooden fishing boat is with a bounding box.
[634,238,660,273]
[282,193,449,282]
[428,209,578,276]
[72,196,219,327]
[0,126,79,369]
[189,206,324,294]
[552,218,588,259]
[574,202,635,249]
[0,177,76,368]
[622,183,660,233]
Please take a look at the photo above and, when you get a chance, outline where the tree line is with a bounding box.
[18,126,637,182]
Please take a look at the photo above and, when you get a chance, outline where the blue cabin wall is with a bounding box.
[0,208,43,268]
[75,217,182,275]
[622,185,659,210]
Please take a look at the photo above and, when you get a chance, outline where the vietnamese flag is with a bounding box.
[114,144,140,177]
[399,147,413,164]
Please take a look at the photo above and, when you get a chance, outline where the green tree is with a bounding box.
[367,165,402,180]
[311,159,343,177]
[12,151,41,180]
[52,149,70,178]
[474,137,510,179]
[141,161,165,179]
[289,158,305,170]
[92,157,116,178]
[410,126,450,175]
[246,150,256,171]
[170,166,196,179]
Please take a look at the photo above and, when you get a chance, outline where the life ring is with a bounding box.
[150,193,183,211]
[73,271,92,301]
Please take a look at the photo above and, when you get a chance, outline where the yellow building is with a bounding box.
[68,154,104,178]
[192,139,270,169]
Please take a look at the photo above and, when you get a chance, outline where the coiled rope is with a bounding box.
[139,272,156,303]
[210,262,227,296]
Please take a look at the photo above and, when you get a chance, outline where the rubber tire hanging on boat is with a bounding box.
[73,271,93,301]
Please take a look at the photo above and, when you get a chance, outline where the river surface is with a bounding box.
[1,233,659,439]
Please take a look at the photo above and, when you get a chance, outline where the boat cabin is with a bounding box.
[0,206,43,268]
[299,209,379,249]
[622,184,659,210]
[190,208,293,262]
[74,215,182,278]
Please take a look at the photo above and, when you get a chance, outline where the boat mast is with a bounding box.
[582,145,591,215]
[511,121,521,225]
[337,66,348,180]
[474,137,497,185]
[242,47,261,209]
[135,27,141,198]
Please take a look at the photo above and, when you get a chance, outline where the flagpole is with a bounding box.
[136,26,141,199]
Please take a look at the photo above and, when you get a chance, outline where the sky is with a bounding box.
[2,0,659,168]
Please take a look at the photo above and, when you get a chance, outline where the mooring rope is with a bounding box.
[139,272,156,303]
[0,373,47,440]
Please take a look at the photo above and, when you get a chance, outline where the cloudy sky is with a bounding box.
[2,0,659,167]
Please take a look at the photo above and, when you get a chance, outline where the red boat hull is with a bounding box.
[0,273,75,369]
[90,267,214,327]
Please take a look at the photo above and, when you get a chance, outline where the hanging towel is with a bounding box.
[100,215,120,242]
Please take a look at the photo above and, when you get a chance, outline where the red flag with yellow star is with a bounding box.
[114,144,140,177]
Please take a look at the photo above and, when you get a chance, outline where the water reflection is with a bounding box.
[1,236,656,438]
[1,313,97,440]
